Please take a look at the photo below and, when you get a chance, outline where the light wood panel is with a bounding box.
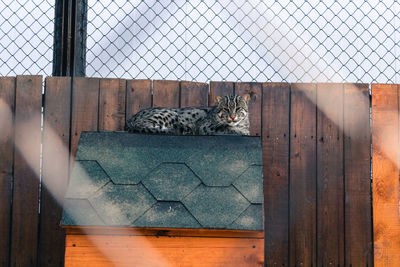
[65,234,264,267]
[372,84,400,266]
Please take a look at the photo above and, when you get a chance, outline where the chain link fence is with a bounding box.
[0,1,399,83]
[0,0,54,76]
[86,0,400,83]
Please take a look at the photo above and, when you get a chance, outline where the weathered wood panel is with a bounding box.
[65,226,264,238]
[209,82,234,105]
[65,234,264,267]
[344,83,372,266]
[0,77,384,267]
[372,84,400,266]
[180,81,208,107]
[99,79,126,131]
[70,77,99,160]
[0,77,15,267]
[126,80,152,119]
[236,82,262,136]
[262,83,290,266]
[289,83,317,266]
[10,75,42,267]
[316,83,344,266]
[153,80,180,108]
[39,77,72,267]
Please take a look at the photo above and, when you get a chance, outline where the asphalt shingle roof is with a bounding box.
[62,132,263,230]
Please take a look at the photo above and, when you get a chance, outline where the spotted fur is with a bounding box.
[126,94,250,135]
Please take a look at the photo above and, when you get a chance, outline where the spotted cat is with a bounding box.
[126,94,250,135]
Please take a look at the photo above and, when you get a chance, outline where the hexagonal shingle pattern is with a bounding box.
[229,204,263,230]
[75,132,160,184]
[62,133,263,230]
[182,184,250,228]
[62,198,104,226]
[134,202,201,228]
[186,136,262,186]
[143,163,201,201]
[65,160,110,198]
[233,165,263,204]
[89,183,156,226]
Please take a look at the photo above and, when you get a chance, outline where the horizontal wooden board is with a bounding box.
[64,226,264,238]
[65,234,264,267]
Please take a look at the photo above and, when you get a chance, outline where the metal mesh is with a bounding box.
[0,0,55,76]
[86,0,400,83]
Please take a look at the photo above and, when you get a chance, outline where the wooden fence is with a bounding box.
[0,76,399,266]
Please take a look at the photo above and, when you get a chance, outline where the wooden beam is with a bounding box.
[372,83,400,266]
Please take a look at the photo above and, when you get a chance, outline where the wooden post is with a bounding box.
[372,84,400,266]
[10,76,42,266]
[262,83,290,266]
[0,77,15,267]
[53,0,87,77]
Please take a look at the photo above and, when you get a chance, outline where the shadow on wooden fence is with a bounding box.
[0,75,399,266]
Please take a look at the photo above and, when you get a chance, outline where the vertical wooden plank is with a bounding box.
[0,77,15,267]
[70,77,99,160]
[316,83,344,266]
[262,83,290,266]
[10,75,42,267]
[236,82,262,136]
[180,81,208,107]
[99,79,126,131]
[38,77,71,267]
[345,83,372,266]
[290,83,317,267]
[153,80,180,108]
[372,84,400,266]
[209,82,234,105]
[126,79,151,119]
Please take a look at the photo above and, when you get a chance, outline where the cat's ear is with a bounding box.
[243,94,251,104]
[215,96,223,104]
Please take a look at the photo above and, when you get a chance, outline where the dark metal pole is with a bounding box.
[74,0,88,77]
[52,0,87,77]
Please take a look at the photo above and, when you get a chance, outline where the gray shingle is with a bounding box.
[62,198,104,226]
[182,184,250,228]
[143,163,201,201]
[62,132,263,230]
[229,204,263,230]
[76,132,160,184]
[186,137,262,186]
[65,160,110,199]
[134,202,201,228]
[233,165,263,204]
[88,183,157,226]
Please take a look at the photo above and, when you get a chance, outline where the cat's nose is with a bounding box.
[230,115,236,120]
